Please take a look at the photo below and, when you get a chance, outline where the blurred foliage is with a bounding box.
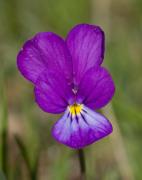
[0,0,142,179]
[0,170,6,180]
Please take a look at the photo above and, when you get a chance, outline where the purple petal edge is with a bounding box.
[66,24,105,85]
[17,32,73,84]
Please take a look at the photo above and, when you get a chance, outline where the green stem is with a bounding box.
[78,149,86,180]
[0,73,8,178]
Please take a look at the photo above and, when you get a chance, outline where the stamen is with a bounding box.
[69,104,83,116]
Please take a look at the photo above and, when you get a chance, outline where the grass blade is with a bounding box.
[0,74,8,178]
[15,135,40,180]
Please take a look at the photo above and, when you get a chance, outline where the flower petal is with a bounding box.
[17,32,73,83]
[34,70,74,114]
[66,24,105,85]
[52,105,112,149]
[76,67,115,110]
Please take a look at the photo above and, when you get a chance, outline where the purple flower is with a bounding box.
[17,24,115,149]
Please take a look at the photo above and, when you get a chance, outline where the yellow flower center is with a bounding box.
[69,104,83,116]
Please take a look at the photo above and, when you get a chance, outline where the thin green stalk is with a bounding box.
[0,75,8,178]
[78,149,86,180]
[15,135,39,180]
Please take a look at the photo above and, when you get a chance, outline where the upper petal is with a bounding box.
[52,105,112,149]
[34,70,74,114]
[17,32,73,83]
[76,67,115,109]
[66,24,105,85]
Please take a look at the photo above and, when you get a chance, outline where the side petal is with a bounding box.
[52,105,112,149]
[34,70,74,114]
[66,24,105,85]
[17,32,73,83]
[76,67,115,110]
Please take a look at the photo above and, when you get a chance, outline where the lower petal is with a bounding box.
[52,104,112,149]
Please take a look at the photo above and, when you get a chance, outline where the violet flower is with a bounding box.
[17,24,115,149]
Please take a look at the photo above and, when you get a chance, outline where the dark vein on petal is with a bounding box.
[70,114,73,123]
[82,109,88,114]
[76,114,79,123]
[80,113,89,126]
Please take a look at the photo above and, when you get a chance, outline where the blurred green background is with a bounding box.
[0,0,142,179]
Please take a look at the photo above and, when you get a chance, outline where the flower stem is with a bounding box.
[78,149,86,180]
